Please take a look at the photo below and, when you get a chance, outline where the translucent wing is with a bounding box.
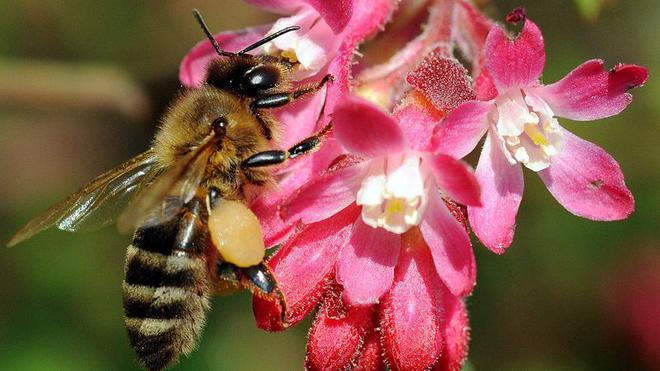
[117,134,215,233]
[8,151,160,247]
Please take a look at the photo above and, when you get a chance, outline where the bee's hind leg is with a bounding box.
[216,259,280,296]
[240,263,278,295]
[238,262,287,322]
[241,124,331,168]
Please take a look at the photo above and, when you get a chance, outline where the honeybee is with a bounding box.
[8,10,331,371]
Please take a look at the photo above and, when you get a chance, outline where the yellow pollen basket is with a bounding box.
[523,123,549,146]
[207,200,265,268]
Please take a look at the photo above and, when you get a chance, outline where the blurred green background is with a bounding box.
[0,1,657,370]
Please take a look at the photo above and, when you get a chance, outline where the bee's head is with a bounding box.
[204,55,291,98]
[193,9,296,98]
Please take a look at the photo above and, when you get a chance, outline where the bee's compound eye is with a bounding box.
[243,65,279,93]
[207,200,265,267]
[212,116,228,137]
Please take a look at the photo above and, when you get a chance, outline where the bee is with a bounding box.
[8,10,332,371]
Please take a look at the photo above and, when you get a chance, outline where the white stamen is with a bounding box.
[356,154,430,234]
[492,90,564,171]
[261,6,337,78]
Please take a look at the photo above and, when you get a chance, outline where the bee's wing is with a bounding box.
[116,134,215,233]
[7,150,160,247]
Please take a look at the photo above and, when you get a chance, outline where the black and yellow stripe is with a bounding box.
[122,219,210,371]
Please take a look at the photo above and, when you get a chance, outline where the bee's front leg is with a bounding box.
[250,74,333,110]
[241,124,332,168]
[250,74,333,141]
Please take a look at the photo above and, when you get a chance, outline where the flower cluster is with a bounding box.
[181,1,647,370]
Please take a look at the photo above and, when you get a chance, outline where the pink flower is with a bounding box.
[177,0,395,246]
[254,206,470,370]
[251,93,475,316]
[433,10,648,253]
[250,91,478,369]
[167,2,651,369]
[355,0,493,111]
[285,96,480,302]
[179,1,353,87]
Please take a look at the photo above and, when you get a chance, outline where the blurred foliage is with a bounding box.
[0,0,658,370]
[574,0,610,22]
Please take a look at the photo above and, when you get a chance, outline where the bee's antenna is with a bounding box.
[238,26,300,55]
[192,9,233,57]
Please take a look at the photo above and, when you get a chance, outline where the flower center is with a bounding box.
[280,49,299,64]
[262,6,337,78]
[493,90,564,171]
[356,154,431,234]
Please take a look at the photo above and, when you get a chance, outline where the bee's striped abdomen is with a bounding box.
[123,212,210,371]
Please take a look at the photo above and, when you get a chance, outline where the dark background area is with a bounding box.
[1,1,658,370]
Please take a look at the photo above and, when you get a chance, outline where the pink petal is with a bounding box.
[305,0,354,33]
[427,154,481,206]
[538,128,634,220]
[317,277,348,320]
[444,199,469,233]
[246,0,354,33]
[253,205,360,330]
[251,191,294,248]
[276,86,327,149]
[433,289,470,371]
[394,104,440,153]
[347,0,394,42]
[532,60,649,121]
[313,0,394,127]
[468,131,524,253]
[244,0,305,14]
[315,45,350,127]
[286,160,366,224]
[353,330,384,370]
[253,140,344,246]
[306,304,375,370]
[273,135,344,185]
[179,26,269,88]
[332,96,406,159]
[338,218,401,305]
[453,0,493,75]
[380,234,444,370]
[474,68,499,101]
[420,190,476,296]
[485,19,545,91]
[265,8,343,78]
[350,2,456,110]
[406,52,476,112]
[433,101,492,159]
[252,289,286,332]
